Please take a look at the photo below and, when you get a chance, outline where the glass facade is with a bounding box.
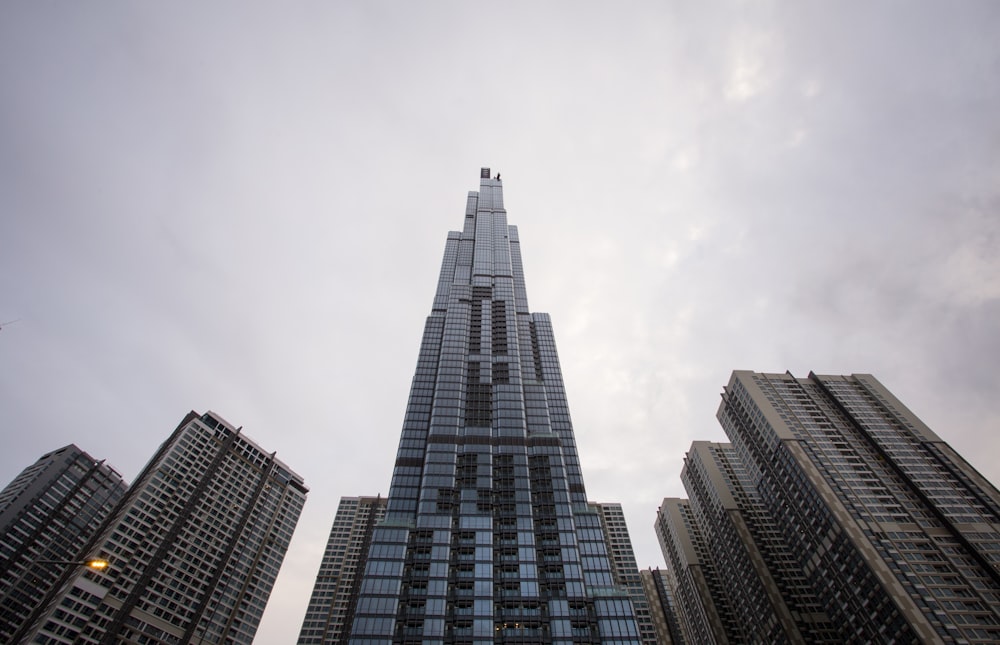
[347,169,641,644]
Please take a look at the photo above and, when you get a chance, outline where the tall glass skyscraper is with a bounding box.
[347,169,641,644]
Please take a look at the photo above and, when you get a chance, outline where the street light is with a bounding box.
[36,558,110,570]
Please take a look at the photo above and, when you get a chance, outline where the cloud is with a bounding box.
[724,29,781,102]
[2,3,999,642]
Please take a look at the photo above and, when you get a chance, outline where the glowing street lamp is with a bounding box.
[36,558,110,570]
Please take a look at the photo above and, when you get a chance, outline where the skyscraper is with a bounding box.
[347,169,642,644]
[299,496,387,644]
[672,441,837,642]
[0,445,127,642]
[638,568,684,645]
[657,370,1000,643]
[590,502,657,645]
[20,411,307,644]
[654,498,727,644]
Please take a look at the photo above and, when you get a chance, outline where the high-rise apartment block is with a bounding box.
[343,169,642,643]
[654,498,726,644]
[20,411,307,644]
[0,445,127,642]
[591,502,657,645]
[299,496,387,644]
[638,568,684,645]
[657,371,1000,643]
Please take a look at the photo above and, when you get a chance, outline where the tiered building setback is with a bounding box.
[345,169,642,644]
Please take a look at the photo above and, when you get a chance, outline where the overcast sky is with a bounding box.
[2,2,999,642]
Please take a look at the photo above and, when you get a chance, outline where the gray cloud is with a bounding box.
[2,3,999,641]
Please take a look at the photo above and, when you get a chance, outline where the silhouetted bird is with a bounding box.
[495,173,501,180]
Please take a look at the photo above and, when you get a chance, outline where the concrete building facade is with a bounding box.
[591,502,657,645]
[21,411,307,644]
[638,568,684,645]
[656,371,1000,644]
[0,445,127,641]
[299,496,388,644]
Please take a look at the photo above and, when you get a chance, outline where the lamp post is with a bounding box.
[7,558,112,642]
[35,558,110,570]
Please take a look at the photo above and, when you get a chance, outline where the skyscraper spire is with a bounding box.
[344,169,641,644]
